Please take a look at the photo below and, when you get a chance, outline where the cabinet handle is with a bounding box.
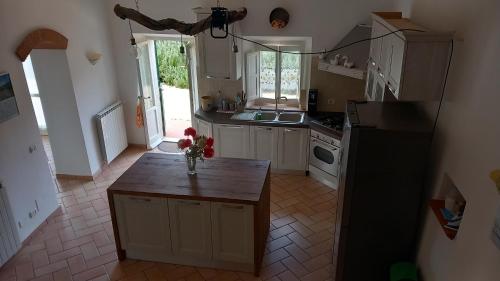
[221,125,243,129]
[387,82,395,93]
[178,201,201,206]
[221,204,244,210]
[257,127,273,131]
[206,75,230,79]
[128,197,151,202]
[284,128,296,132]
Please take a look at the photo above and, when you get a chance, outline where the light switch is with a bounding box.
[29,144,37,154]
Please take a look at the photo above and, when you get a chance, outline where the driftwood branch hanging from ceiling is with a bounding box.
[114,4,247,36]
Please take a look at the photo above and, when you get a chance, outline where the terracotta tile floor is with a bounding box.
[0,143,338,281]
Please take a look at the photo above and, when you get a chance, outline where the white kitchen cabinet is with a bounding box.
[114,195,171,260]
[168,199,212,260]
[367,12,452,101]
[364,66,376,101]
[211,202,254,264]
[195,117,212,138]
[213,124,250,158]
[369,20,385,69]
[249,126,279,169]
[386,34,405,98]
[277,127,309,171]
[194,9,242,80]
[365,66,388,102]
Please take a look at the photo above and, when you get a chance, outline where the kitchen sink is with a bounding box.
[277,112,304,123]
[252,111,304,124]
[255,112,278,121]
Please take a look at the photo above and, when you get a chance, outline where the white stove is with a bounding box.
[309,130,341,189]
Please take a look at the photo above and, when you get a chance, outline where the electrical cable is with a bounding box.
[228,24,455,140]
[431,39,454,137]
[227,28,425,55]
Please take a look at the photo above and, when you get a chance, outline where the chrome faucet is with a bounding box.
[275,96,288,113]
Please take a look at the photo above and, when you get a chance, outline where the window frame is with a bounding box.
[244,39,308,108]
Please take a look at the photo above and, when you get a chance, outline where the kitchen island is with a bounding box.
[107,153,270,275]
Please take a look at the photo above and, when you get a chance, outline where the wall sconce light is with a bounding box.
[86,52,102,65]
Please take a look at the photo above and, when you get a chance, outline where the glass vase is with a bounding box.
[186,155,197,175]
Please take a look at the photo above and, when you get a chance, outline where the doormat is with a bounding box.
[157,141,182,154]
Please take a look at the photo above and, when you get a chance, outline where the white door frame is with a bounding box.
[137,41,164,149]
[137,34,197,144]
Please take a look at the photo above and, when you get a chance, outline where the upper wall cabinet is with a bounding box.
[367,12,453,101]
[194,8,242,80]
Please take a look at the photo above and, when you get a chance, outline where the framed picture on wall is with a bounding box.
[0,73,19,123]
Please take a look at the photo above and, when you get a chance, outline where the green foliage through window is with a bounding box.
[155,40,189,89]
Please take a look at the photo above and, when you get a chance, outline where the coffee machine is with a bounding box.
[308,89,318,115]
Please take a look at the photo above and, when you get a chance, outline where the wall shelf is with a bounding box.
[318,61,366,80]
[429,199,458,240]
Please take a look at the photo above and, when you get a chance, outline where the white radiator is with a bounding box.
[96,101,128,164]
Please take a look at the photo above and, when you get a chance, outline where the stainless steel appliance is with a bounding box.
[309,130,340,188]
[310,112,345,131]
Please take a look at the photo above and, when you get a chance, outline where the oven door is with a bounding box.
[309,138,339,177]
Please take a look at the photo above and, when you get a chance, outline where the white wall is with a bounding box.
[398,0,500,280]
[1,0,120,177]
[0,0,119,241]
[31,50,91,176]
[74,0,121,174]
[107,0,396,144]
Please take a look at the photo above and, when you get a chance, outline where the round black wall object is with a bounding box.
[269,8,289,29]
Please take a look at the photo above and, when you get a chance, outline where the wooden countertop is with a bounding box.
[108,153,270,205]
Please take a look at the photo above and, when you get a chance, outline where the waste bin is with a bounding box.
[390,262,418,281]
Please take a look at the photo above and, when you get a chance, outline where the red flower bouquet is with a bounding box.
[177,127,215,175]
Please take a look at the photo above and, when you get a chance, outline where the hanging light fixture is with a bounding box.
[128,0,141,59]
[231,24,238,53]
[128,20,140,59]
[179,34,185,55]
[211,0,229,39]
[179,34,187,67]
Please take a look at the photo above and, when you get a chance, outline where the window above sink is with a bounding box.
[243,36,312,111]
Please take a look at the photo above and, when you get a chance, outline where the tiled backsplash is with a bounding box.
[309,57,365,112]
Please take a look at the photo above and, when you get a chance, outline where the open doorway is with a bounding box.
[22,55,54,174]
[155,40,192,142]
[136,36,196,152]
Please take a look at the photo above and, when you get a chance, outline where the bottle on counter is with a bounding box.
[255,107,263,120]
[216,90,223,109]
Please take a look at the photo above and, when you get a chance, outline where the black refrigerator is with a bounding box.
[333,101,433,281]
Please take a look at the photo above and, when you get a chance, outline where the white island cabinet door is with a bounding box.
[277,127,309,171]
[249,126,279,169]
[168,199,212,260]
[213,124,250,158]
[195,117,212,138]
[211,202,254,264]
[114,195,171,260]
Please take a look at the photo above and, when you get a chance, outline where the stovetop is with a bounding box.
[309,112,345,131]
